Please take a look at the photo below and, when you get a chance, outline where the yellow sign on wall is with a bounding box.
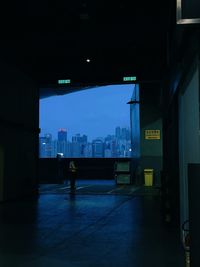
[145,130,160,140]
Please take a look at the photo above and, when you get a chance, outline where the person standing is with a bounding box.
[69,160,77,192]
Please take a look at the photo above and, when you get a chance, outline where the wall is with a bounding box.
[0,62,39,201]
[0,145,4,201]
[188,164,200,267]
[162,93,180,226]
[139,87,163,186]
[178,58,200,228]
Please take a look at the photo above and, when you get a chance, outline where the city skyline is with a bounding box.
[39,84,134,140]
[39,126,131,158]
[41,126,130,142]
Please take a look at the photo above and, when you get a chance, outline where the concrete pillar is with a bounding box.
[0,145,4,201]
[0,62,39,201]
[139,86,163,186]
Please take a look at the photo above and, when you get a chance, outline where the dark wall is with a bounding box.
[162,29,200,228]
[188,164,200,267]
[139,86,163,186]
[178,59,200,230]
[0,62,39,201]
[162,94,180,226]
[182,0,200,19]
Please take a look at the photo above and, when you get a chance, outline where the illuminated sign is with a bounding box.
[123,76,137,82]
[145,130,160,140]
[58,79,71,84]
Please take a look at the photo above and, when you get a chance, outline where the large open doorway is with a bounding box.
[38,83,144,195]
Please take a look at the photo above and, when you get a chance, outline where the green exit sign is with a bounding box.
[123,76,137,82]
[58,79,71,84]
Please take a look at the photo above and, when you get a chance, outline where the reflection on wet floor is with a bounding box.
[0,180,184,267]
[39,179,160,196]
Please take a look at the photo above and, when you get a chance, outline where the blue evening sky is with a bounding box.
[39,84,134,141]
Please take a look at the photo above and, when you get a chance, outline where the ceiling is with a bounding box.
[0,1,175,90]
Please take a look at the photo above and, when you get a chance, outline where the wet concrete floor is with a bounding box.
[0,180,184,267]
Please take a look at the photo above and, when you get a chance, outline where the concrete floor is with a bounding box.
[0,180,184,267]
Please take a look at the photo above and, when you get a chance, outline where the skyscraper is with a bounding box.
[71,134,81,157]
[72,134,81,143]
[111,140,117,157]
[39,137,47,158]
[58,128,67,142]
[121,127,127,140]
[52,140,58,158]
[115,127,121,139]
[44,133,52,158]
[92,139,104,158]
[71,134,88,157]
[125,128,130,140]
[57,129,67,156]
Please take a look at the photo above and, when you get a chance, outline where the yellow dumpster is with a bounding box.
[144,169,153,186]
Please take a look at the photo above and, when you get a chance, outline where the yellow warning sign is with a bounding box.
[145,130,160,140]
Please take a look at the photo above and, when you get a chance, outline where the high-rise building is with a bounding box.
[125,128,130,140]
[44,133,52,158]
[72,133,81,143]
[119,127,130,141]
[80,135,88,157]
[58,128,67,142]
[85,143,92,158]
[111,140,117,157]
[39,137,47,158]
[67,142,72,157]
[104,149,112,157]
[92,139,104,158]
[57,129,67,156]
[121,127,127,140]
[82,134,88,143]
[105,135,115,142]
[115,127,121,139]
[71,134,88,157]
[71,142,81,157]
[52,140,58,158]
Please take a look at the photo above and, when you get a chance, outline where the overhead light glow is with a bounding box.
[123,76,137,82]
[86,58,91,63]
[58,79,71,84]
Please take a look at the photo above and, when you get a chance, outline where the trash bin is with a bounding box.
[144,169,153,186]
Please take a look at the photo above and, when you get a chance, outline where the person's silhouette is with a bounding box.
[69,160,77,192]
